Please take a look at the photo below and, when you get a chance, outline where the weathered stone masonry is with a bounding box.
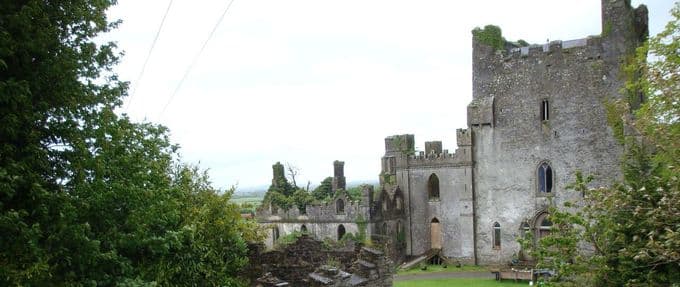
[256,0,648,267]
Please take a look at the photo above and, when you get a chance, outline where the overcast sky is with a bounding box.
[103,0,674,191]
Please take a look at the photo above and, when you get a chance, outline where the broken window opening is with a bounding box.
[428,174,440,200]
[336,199,345,214]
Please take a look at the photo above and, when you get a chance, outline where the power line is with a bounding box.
[158,0,236,119]
[125,0,174,112]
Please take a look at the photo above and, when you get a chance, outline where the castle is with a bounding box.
[256,0,648,265]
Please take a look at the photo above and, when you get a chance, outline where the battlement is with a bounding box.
[407,133,473,167]
[472,0,647,99]
[504,37,599,59]
[384,134,415,155]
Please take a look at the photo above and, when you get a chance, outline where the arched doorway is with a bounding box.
[430,218,441,249]
[301,224,308,233]
[337,224,346,240]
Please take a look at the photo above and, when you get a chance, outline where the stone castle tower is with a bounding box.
[257,0,648,266]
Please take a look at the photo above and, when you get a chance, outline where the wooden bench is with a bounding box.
[490,268,533,282]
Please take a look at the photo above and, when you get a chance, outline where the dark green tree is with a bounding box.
[0,1,256,285]
[312,177,334,201]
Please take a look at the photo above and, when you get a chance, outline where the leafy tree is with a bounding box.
[312,177,334,200]
[0,1,256,285]
[526,3,680,286]
[291,188,313,212]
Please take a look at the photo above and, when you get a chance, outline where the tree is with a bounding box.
[312,177,334,201]
[285,162,300,188]
[526,3,680,285]
[0,1,256,285]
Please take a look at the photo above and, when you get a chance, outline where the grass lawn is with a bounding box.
[397,264,487,275]
[395,278,528,287]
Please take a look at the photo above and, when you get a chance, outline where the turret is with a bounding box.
[332,160,346,192]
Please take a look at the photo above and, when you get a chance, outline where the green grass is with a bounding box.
[397,264,488,275]
[395,278,527,287]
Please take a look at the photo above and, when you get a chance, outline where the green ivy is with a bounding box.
[472,25,506,51]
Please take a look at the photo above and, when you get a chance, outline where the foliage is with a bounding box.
[274,230,304,248]
[346,184,370,201]
[527,4,680,286]
[291,188,313,212]
[472,25,506,51]
[312,176,334,200]
[356,214,368,243]
[0,1,255,285]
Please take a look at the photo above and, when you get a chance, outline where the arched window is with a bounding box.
[538,162,553,193]
[397,220,403,235]
[493,222,501,249]
[382,222,388,235]
[337,224,346,240]
[336,199,345,214]
[301,224,308,233]
[535,213,552,239]
[428,174,440,200]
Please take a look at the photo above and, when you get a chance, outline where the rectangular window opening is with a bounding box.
[541,100,550,121]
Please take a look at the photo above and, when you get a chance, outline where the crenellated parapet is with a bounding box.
[471,0,648,107]
[381,131,473,170]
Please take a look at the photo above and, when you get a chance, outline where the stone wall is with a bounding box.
[469,0,647,265]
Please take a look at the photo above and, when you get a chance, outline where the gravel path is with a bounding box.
[394,271,494,281]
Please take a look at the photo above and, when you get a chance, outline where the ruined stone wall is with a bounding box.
[245,236,360,286]
[469,0,647,265]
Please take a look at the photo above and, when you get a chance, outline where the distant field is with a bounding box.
[230,196,263,207]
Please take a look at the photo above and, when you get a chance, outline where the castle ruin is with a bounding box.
[256,0,648,266]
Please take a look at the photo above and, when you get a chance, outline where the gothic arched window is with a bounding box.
[428,174,440,200]
[538,162,553,193]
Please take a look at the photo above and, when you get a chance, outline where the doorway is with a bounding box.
[430,218,441,249]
